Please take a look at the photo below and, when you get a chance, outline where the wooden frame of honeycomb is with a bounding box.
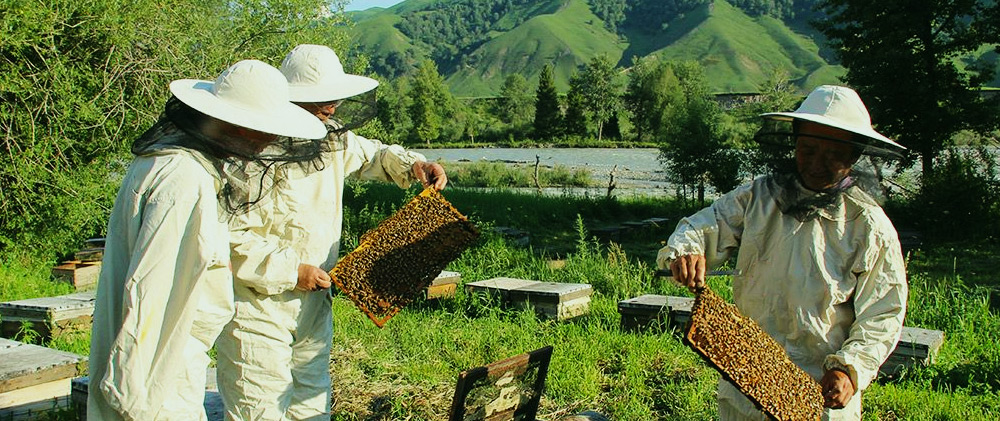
[685,288,823,420]
[330,188,479,327]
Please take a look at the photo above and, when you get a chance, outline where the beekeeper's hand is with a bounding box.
[413,161,448,191]
[670,254,706,293]
[820,368,855,408]
[296,264,332,292]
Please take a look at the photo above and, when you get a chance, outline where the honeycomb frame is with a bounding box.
[330,188,479,327]
[684,288,824,420]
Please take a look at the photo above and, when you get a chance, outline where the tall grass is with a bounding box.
[0,185,997,419]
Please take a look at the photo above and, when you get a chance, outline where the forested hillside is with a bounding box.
[348,0,836,95]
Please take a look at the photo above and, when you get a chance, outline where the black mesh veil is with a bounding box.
[132,96,329,214]
[324,89,379,136]
[752,119,893,221]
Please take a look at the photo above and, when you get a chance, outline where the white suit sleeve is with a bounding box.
[825,223,908,391]
[229,198,301,296]
[341,130,425,188]
[656,182,752,270]
[100,187,225,420]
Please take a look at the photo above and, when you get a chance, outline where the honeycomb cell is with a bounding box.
[685,288,824,420]
[330,188,480,327]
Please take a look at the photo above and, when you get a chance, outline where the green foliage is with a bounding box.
[910,147,1000,241]
[567,55,625,141]
[444,161,593,189]
[0,0,350,263]
[497,74,535,131]
[815,0,1000,176]
[533,64,564,140]
[350,0,848,96]
[656,61,738,203]
[407,60,454,145]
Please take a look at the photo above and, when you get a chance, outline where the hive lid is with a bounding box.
[508,282,592,304]
[330,188,479,328]
[685,288,823,421]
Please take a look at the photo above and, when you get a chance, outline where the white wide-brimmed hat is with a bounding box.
[280,44,379,103]
[761,85,907,158]
[169,59,326,139]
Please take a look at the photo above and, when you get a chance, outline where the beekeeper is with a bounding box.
[87,59,326,421]
[215,44,447,420]
[660,85,908,420]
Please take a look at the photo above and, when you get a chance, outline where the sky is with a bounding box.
[344,0,405,11]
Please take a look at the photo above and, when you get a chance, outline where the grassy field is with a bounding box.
[2,183,999,420]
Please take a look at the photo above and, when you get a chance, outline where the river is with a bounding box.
[412,147,678,197]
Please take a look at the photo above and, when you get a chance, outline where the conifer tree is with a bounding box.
[533,64,563,139]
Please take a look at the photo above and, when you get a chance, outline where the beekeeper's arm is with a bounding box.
[657,182,751,290]
[100,185,223,420]
[342,130,430,188]
[229,198,330,294]
[823,226,908,403]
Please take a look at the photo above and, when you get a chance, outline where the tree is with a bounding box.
[624,56,683,143]
[407,59,454,146]
[533,64,563,139]
[815,0,1000,178]
[657,61,734,204]
[567,55,624,142]
[0,0,348,261]
[497,74,535,134]
[563,89,590,137]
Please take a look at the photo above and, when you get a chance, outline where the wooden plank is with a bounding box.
[466,278,541,302]
[0,338,85,394]
[50,262,101,290]
[507,282,592,305]
[0,291,96,340]
[0,378,72,419]
[518,296,591,321]
[426,283,458,300]
[431,271,461,286]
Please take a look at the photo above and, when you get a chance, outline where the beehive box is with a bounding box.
[465,278,541,303]
[617,294,693,331]
[879,326,945,377]
[0,291,96,341]
[0,338,86,420]
[467,278,592,321]
[51,261,101,290]
[330,188,479,328]
[71,368,223,421]
[426,271,461,300]
[448,346,553,421]
[508,282,592,321]
[685,288,823,420]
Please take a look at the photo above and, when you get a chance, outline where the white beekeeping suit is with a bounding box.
[216,44,430,420]
[88,60,326,421]
[658,85,909,421]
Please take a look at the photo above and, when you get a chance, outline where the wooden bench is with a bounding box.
[0,338,86,420]
[466,278,592,321]
[0,291,96,341]
[617,294,944,377]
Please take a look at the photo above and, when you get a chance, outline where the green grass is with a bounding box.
[443,160,594,189]
[1,185,998,419]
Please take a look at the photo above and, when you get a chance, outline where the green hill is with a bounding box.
[347,0,993,96]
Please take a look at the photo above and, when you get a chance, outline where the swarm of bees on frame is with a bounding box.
[685,288,824,421]
[330,188,479,327]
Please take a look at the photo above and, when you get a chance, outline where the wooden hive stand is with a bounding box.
[0,291,96,342]
[0,338,86,420]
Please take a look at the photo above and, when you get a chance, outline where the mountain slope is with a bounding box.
[348,0,844,95]
[446,0,625,95]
